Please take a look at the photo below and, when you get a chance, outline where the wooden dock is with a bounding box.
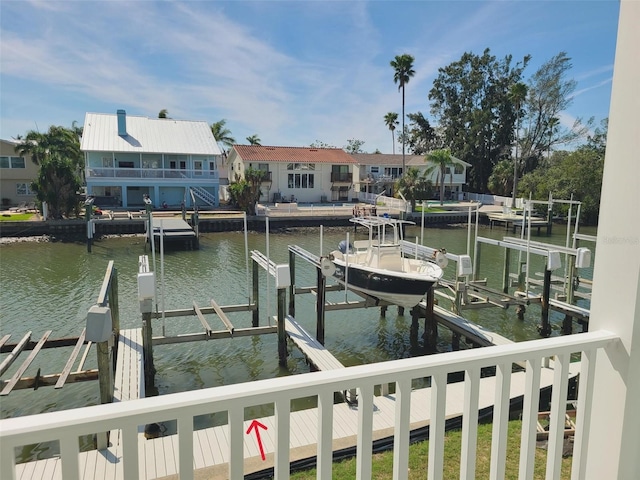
[487,212,550,234]
[284,316,345,372]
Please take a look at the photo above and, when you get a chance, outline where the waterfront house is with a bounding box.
[351,153,470,200]
[227,145,357,203]
[0,139,38,208]
[80,110,222,209]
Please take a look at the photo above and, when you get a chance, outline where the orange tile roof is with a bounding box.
[232,145,357,164]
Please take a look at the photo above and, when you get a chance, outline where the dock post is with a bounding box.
[424,289,437,351]
[538,268,552,337]
[277,287,287,366]
[316,267,326,345]
[108,266,120,369]
[96,338,114,449]
[380,305,387,317]
[410,308,419,346]
[546,207,553,235]
[141,299,156,388]
[288,250,296,317]
[85,206,93,253]
[502,246,511,293]
[191,211,200,250]
[398,306,405,316]
[252,260,260,327]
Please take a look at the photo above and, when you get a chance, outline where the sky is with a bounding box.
[0,0,620,154]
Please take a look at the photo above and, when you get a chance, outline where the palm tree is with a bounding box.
[390,54,415,176]
[394,167,431,212]
[158,109,169,119]
[210,119,236,151]
[509,82,527,203]
[246,134,261,145]
[383,112,399,154]
[15,125,83,172]
[426,149,454,205]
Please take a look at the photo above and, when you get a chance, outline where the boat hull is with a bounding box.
[332,262,437,308]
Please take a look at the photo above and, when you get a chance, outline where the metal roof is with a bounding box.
[232,145,357,164]
[80,112,221,155]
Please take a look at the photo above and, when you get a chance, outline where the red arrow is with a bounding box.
[246,419,268,460]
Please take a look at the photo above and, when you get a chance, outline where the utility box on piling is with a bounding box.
[86,305,112,343]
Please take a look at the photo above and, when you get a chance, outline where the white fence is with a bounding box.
[467,193,525,209]
[0,330,617,480]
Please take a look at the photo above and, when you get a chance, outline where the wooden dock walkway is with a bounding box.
[284,316,345,371]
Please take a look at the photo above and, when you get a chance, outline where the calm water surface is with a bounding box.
[0,222,596,422]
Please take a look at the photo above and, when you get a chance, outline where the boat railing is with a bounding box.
[0,330,618,480]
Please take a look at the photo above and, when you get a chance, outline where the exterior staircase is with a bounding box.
[190,186,217,207]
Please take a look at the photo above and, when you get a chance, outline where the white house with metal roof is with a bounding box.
[351,153,471,200]
[80,110,221,209]
[228,145,357,203]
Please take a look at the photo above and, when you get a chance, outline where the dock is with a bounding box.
[149,217,196,247]
[487,212,550,234]
[284,316,345,372]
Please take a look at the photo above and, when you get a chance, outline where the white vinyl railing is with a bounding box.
[0,330,617,480]
[86,167,219,180]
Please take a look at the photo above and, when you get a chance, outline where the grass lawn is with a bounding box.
[290,420,572,479]
[0,213,34,221]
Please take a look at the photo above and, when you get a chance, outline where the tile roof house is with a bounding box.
[0,139,38,208]
[350,153,471,200]
[227,145,357,203]
[80,110,222,209]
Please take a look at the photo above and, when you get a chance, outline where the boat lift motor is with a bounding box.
[86,305,112,343]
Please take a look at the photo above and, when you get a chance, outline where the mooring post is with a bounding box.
[398,306,405,316]
[288,249,296,317]
[191,211,200,250]
[502,246,511,293]
[424,289,437,351]
[410,308,419,346]
[141,299,155,388]
[380,305,387,317]
[316,267,326,345]
[96,337,113,449]
[539,268,552,337]
[85,205,92,253]
[108,266,120,369]
[252,260,259,327]
[277,287,287,366]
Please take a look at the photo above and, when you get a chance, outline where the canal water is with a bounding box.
[0,222,595,425]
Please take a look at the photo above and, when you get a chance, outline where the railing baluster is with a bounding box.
[59,434,80,480]
[228,407,244,480]
[392,378,411,480]
[178,414,194,480]
[519,357,542,479]
[317,390,334,479]
[428,372,447,480]
[275,398,291,480]
[356,384,374,480]
[121,424,140,479]
[546,353,570,480]
[490,362,511,480]
[460,366,480,479]
[571,348,596,480]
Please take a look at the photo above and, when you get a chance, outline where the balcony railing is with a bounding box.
[0,330,617,480]
[86,167,219,180]
[331,172,353,182]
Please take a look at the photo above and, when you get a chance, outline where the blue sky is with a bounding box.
[0,1,619,154]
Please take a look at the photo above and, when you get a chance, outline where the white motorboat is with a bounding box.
[329,215,444,308]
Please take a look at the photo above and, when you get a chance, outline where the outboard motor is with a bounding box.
[338,240,353,254]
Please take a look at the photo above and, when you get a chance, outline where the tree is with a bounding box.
[394,167,432,211]
[15,125,83,170]
[429,49,529,192]
[309,140,337,149]
[30,155,81,219]
[228,167,267,215]
[487,158,514,196]
[210,119,236,151]
[405,112,439,155]
[383,112,399,154]
[519,52,591,171]
[158,109,169,118]
[344,138,365,154]
[246,134,261,145]
[426,149,455,205]
[390,53,415,176]
[509,82,528,202]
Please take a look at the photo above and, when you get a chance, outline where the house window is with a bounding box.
[102,157,114,168]
[1,156,26,168]
[119,161,134,168]
[194,160,203,175]
[16,183,34,195]
[287,163,315,171]
[370,166,379,174]
[454,164,464,174]
[288,173,315,189]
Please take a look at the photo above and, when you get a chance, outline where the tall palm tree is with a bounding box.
[158,109,169,119]
[210,119,236,151]
[390,53,415,176]
[15,125,83,172]
[246,134,261,145]
[509,82,527,203]
[383,112,399,154]
[426,149,454,205]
